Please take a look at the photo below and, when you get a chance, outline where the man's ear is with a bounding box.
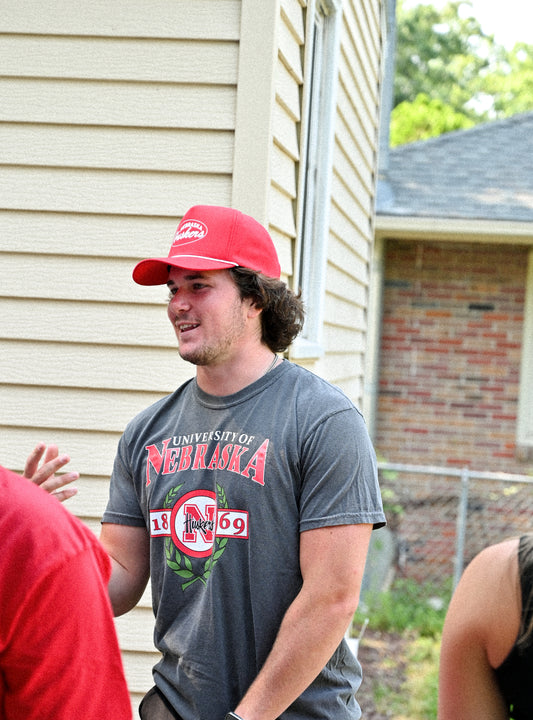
[245,298,263,319]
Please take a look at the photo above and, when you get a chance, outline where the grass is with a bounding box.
[354,577,451,637]
[353,578,451,719]
[369,635,441,720]
[399,636,441,719]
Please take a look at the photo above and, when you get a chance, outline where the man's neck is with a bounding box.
[195,350,280,397]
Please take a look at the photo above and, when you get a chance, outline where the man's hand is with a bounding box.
[24,442,79,502]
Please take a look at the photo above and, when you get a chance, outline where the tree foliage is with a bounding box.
[484,43,533,118]
[392,0,533,145]
[390,93,475,146]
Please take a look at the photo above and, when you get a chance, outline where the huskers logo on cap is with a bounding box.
[173,219,208,246]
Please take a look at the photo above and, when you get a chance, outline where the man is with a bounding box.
[0,463,132,719]
[31,205,386,720]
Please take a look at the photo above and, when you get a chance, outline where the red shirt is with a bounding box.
[0,467,132,719]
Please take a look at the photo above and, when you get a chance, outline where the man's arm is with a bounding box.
[100,522,151,617]
[233,523,373,720]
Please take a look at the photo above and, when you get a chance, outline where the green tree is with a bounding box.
[390,93,475,146]
[392,0,533,144]
[482,42,533,118]
[394,0,493,112]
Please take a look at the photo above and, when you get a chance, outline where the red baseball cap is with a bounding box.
[132,205,281,285]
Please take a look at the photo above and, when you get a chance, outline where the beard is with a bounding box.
[176,300,248,367]
[178,343,225,366]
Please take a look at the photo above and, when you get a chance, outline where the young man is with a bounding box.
[0,464,132,720]
[31,205,386,720]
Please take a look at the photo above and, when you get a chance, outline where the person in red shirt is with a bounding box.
[0,463,132,720]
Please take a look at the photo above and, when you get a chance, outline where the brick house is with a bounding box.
[367,113,533,580]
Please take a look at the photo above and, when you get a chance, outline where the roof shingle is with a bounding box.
[377,112,533,222]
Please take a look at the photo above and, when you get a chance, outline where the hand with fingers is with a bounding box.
[23,442,79,502]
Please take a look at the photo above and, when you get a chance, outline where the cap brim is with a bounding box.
[132,256,237,285]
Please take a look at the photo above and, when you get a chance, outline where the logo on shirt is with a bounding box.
[150,484,248,590]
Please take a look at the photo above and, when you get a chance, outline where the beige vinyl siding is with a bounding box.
[276,0,384,405]
[320,0,383,403]
[269,0,305,278]
[0,0,241,711]
[231,2,278,225]
[1,0,241,37]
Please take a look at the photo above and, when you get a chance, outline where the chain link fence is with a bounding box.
[369,463,533,591]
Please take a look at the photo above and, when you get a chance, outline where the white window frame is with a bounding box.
[291,0,342,359]
[517,248,533,455]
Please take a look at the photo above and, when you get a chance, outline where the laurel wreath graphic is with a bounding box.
[164,484,228,591]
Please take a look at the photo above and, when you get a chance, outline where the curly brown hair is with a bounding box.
[230,267,305,353]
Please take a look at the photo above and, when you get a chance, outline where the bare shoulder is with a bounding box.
[464,538,518,592]
[438,538,521,719]
[445,537,520,667]
[472,537,518,567]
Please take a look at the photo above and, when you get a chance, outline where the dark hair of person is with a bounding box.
[517,533,533,648]
[230,266,305,353]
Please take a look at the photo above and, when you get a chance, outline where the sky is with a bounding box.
[466,0,532,48]
[407,0,533,49]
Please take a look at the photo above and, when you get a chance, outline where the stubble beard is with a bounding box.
[177,299,248,367]
[178,343,222,367]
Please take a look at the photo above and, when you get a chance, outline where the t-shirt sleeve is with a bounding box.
[298,406,386,532]
[102,429,146,527]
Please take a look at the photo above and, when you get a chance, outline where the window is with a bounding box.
[517,249,533,458]
[292,0,342,359]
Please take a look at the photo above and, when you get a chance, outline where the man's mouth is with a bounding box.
[177,322,199,333]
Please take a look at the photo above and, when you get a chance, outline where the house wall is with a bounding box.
[269,0,384,405]
[300,0,383,403]
[0,0,385,710]
[376,239,530,474]
[322,0,384,401]
[269,0,304,275]
[375,239,533,581]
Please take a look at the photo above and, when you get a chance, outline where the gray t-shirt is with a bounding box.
[103,360,385,720]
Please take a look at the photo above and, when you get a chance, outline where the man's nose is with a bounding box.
[169,291,191,312]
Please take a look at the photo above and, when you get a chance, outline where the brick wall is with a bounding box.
[374,240,532,582]
[376,240,529,474]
